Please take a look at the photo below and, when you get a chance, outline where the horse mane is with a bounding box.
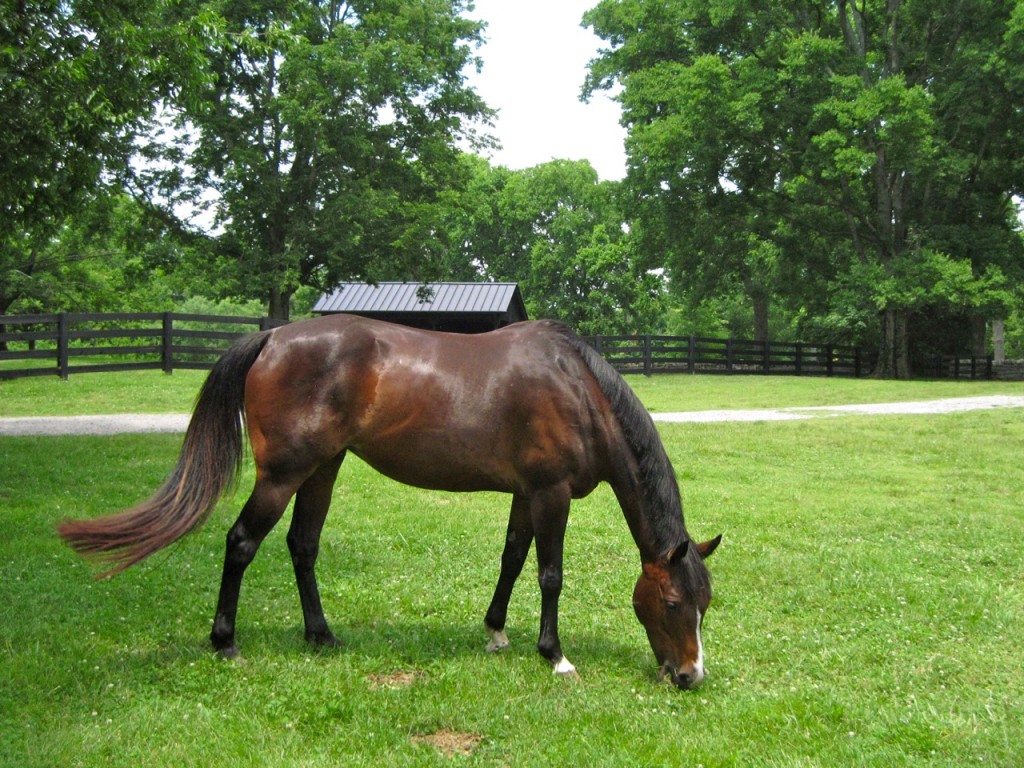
[547,322,688,553]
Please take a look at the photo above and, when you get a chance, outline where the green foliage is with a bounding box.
[5,197,166,314]
[173,295,267,321]
[0,0,218,313]
[438,158,662,334]
[1005,304,1024,359]
[8,0,1024,355]
[586,0,1024,376]
[2,1,492,320]
[664,290,799,342]
[146,0,492,319]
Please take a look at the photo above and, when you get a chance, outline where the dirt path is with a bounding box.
[2,396,1022,436]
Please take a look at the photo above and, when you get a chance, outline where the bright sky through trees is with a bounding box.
[463,0,626,180]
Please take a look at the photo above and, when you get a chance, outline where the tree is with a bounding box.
[586,0,1024,377]
[0,0,212,314]
[501,160,661,334]
[439,158,662,334]
[145,0,492,320]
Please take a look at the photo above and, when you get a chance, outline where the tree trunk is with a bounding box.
[268,286,291,322]
[992,319,1005,364]
[752,293,769,344]
[969,315,987,359]
[875,307,911,379]
[265,214,292,321]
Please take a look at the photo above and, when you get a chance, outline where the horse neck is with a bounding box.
[563,328,687,563]
[608,443,688,564]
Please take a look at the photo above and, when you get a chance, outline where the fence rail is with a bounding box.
[583,334,872,377]
[0,312,994,381]
[0,312,285,381]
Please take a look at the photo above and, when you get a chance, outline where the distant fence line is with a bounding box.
[582,334,872,377]
[0,311,995,381]
[0,312,286,381]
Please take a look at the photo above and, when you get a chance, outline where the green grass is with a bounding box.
[1,374,1022,766]
[2,368,1022,418]
[0,370,208,417]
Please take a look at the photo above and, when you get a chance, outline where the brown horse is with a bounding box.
[58,315,721,688]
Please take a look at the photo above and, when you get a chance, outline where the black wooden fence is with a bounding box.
[0,312,286,380]
[0,311,993,381]
[583,334,872,377]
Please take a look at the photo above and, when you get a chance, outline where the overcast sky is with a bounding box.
[462,0,626,181]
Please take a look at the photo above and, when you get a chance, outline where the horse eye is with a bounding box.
[664,600,679,612]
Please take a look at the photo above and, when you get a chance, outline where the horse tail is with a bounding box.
[57,330,272,577]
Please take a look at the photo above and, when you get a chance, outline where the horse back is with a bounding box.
[242,314,619,496]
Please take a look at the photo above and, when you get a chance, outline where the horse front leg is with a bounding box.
[484,495,534,653]
[288,454,345,648]
[530,483,576,677]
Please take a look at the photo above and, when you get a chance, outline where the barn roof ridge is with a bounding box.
[312,281,527,329]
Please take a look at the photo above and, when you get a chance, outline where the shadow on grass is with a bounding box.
[103,611,651,685]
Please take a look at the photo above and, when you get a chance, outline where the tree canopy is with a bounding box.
[585,0,1024,376]
[142,0,492,319]
[0,0,212,313]
[438,156,662,334]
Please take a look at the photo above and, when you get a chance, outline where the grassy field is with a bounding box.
[1,373,1022,766]
[2,367,1023,417]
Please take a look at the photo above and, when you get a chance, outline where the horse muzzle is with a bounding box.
[659,663,705,690]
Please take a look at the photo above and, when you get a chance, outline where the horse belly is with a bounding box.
[350,408,599,497]
[350,436,514,493]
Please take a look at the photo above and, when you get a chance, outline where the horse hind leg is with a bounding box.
[210,474,302,658]
[484,495,534,653]
[287,453,345,648]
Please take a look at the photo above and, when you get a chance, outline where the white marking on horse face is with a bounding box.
[692,609,706,685]
[553,657,577,676]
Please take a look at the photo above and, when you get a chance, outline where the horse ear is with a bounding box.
[696,534,723,560]
[667,540,690,566]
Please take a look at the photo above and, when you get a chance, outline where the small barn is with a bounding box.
[312,282,528,334]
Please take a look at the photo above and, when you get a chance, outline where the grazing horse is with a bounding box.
[59,315,721,689]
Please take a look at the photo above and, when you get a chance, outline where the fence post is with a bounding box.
[726,338,734,373]
[688,336,696,374]
[57,312,69,380]
[162,312,174,374]
[795,343,803,376]
[762,340,770,374]
[642,335,652,376]
[826,345,834,377]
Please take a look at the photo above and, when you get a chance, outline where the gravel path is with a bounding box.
[650,395,1024,423]
[0,413,191,436]
[1,395,1022,436]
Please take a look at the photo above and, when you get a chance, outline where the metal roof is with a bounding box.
[313,282,526,317]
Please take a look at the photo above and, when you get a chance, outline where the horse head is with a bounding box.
[632,535,722,689]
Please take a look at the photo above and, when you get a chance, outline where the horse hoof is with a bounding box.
[552,657,579,679]
[307,631,342,649]
[486,628,510,653]
[216,644,242,660]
